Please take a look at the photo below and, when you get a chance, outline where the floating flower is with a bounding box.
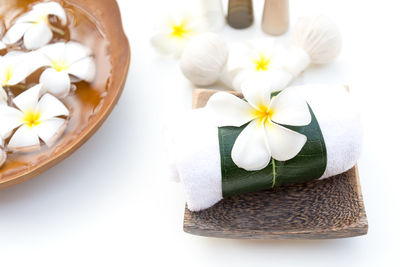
[0,51,45,98]
[0,147,5,167]
[2,1,67,50]
[206,79,311,171]
[151,12,205,57]
[0,88,6,105]
[37,41,95,98]
[0,26,6,50]
[0,84,69,152]
[0,40,5,50]
[227,40,291,91]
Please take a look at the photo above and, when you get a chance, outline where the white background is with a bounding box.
[0,0,399,266]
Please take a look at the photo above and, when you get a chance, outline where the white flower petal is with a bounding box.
[226,42,255,75]
[151,33,186,57]
[23,22,52,50]
[3,50,24,57]
[263,69,294,93]
[241,75,272,109]
[8,124,40,152]
[0,87,7,104]
[0,106,23,139]
[37,93,69,120]
[231,69,253,92]
[264,121,307,161]
[26,50,53,71]
[270,89,311,126]
[0,41,5,50]
[13,84,41,113]
[68,56,95,82]
[2,23,31,45]
[151,33,172,53]
[64,42,93,65]
[206,92,254,127]
[38,42,66,62]
[39,68,71,98]
[15,9,43,23]
[34,118,66,147]
[6,51,50,86]
[33,2,67,25]
[231,120,271,171]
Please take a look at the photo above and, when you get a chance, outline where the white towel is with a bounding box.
[167,84,362,211]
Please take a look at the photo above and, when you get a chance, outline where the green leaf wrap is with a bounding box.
[218,105,327,198]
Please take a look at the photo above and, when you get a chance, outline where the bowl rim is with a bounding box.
[0,0,131,188]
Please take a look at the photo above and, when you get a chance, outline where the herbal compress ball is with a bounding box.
[180,32,229,86]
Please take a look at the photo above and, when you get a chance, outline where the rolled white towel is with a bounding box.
[167,84,362,211]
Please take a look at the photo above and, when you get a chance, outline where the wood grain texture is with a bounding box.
[184,88,368,239]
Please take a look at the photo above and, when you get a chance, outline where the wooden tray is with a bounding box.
[183,89,368,240]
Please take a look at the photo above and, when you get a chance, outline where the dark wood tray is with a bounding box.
[183,89,368,239]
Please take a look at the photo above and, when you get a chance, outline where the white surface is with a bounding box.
[0,0,398,266]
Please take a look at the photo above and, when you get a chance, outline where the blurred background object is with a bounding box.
[262,0,289,35]
[227,0,254,29]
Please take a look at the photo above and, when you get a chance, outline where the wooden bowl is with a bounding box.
[184,89,368,240]
[0,0,130,188]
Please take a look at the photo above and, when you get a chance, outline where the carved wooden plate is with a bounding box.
[183,89,368,239]
[0,0,130,188]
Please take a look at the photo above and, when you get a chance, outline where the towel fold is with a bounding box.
[167,84,362,211]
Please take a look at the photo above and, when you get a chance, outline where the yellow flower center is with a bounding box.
[252,104,274,125]
[253,53,271,72]
[52,60,69,72]
[22,110,42,128]
[34,13,48,24]
[2,67,14,86]
[169,20,190,39]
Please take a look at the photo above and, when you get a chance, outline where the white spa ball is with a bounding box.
[180,32,228,86]
[292,15,342,64]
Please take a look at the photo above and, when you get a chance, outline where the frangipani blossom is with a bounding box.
[0,84,69,152]
[0,88,6,105]
[0,41,5,50]
[0,94,3,150]
[206,79,311,171]
[0,26,6,50]
[0,147,5,167]
[2,2,67,50]
[0,51,45,97]
[227,41,291,92]
[151,12,205,57]
[37,41,96,98]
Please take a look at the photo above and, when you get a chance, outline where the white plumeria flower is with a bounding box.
[0,51,45,100]
[227,40,291,92]
[0,24,6,50]
[0,40,5,50]
[0,87,6,105]
[206,79,312,171]
[2,1,67,50]
[0,26,5,50]
[151,12,205,58]
[0,84,69,152]
[36,41,95,98]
